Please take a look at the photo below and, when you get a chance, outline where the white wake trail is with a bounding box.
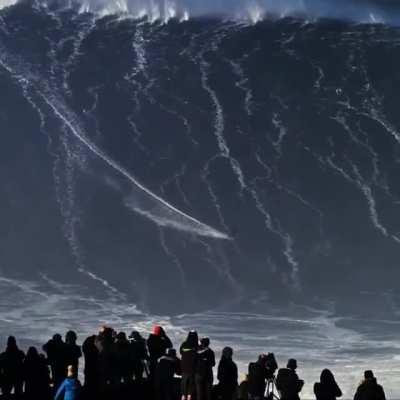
[39,93,231,240]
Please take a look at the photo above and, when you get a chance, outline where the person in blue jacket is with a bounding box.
[55,365,81,400]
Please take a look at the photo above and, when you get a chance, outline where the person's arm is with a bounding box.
[335,383,343,398]
[211,350,216,367]
[314,383,319,398]
[54,380,66,400]
[354,386,361,400]
[379,386,386,400]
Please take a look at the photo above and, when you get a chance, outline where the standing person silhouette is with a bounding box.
[217,347,238,400]
[0,336,25,397]
[314,369,342,400]
[354,371,386,400]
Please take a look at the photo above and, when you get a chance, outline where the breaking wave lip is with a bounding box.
[1,0,399,25]
[0,0,400,25]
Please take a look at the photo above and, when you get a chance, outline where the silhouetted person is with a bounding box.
[65,331,82,375]
[155,348,181,400]
[276,359,304,400]
[113,332,132,384]
[238,375,250,400]
[217,347,238,400]
[180,330,199,400]
[43,333,67,387]
[129,330,149,381]
[95,326,116,389]
[23,346,51,400]
[54,365,81,400]
[195,337,215,400]
[0,336,25,397]
[314,369,342,400]
[354,371,386,400]
[148,326,173,379]
[248,354,270,400]
[82,335,99,392]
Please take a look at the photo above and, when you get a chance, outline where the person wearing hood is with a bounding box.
[180,330,199,400]
[155,348,181,400]
[148,325,173,379]
[23,346,51,399]
[195,337,215,400]
[314,369,342,400]
[65,331,82,375]
[217,347,238,400]
[129,330,149,381]
[0,336,25,397]
[54,365,82,400]
[43,333,68,388]
[354,371,386,400]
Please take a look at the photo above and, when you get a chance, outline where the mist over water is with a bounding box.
[1,0,400,397]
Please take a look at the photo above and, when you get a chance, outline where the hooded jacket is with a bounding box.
[354,378,386,400]
[54,377,81,400]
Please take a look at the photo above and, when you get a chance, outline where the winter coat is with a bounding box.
[314,381,342,400]
[54,377,81,400]
[354,379,386,400]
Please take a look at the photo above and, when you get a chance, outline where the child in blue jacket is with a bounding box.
[54,365,81,400]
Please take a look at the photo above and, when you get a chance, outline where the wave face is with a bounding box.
[1,0,400,313]
[2,2,400,394]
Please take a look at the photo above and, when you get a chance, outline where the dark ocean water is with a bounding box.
[1,0,400,396]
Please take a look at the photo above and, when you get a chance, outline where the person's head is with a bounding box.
[116,332,127,342]
[166,348,177,358]
[222,347,233,360]
[185,330,199,348]
[287,359,297,370]
[153,325,162,336]
[7,336,17,349]
[53,333,63,342]
[258,354,268,366]
[99,326,114,340]
[67,365,76,378]
[200,337,210,348]
[65,330,77,345]
[320,369,335,384]
[129,330,143,341]
[364,370,375,380]
[27,346,39,359]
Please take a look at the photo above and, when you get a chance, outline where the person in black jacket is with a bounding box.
[354,371,386,400]
[113,332,132,384]
[248,354,269,400]
[0,336,25,397]
[82,335,99,393]
[180,331,199,400]
[95,326,116,389]
[155,348,181,400]
[43,333,68,388]
[148,326,173,380]
[217,347,238,400]
[65,331,82,375]
[23,346,51,400]
[276,359,304,400]
[129,331,149,381]
[195,337,215,400]
[314,369,342,400]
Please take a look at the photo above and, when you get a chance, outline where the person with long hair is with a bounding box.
[314,369,342,400]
